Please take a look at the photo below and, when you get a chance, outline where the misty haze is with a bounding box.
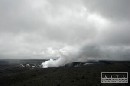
[0,0,130,86]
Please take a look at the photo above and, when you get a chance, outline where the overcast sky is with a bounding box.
[0,0,130,60]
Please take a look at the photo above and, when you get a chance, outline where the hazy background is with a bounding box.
[0,0,130,61]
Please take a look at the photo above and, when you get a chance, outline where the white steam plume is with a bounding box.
[41,46,79,68]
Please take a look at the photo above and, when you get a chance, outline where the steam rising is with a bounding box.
[42,58,66,68]
[42,46,79,68]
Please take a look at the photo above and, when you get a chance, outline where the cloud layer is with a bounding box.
[0,0,130,61]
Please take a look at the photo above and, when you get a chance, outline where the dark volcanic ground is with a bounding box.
[0,59,129,86]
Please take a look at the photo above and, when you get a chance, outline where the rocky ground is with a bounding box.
[0,59,129,86]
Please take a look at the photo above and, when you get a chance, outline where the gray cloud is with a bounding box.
[0,0,130,61]
[83,0,130,21]
[79,44,130,61]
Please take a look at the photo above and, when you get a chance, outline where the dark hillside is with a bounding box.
[0,60,129,86]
